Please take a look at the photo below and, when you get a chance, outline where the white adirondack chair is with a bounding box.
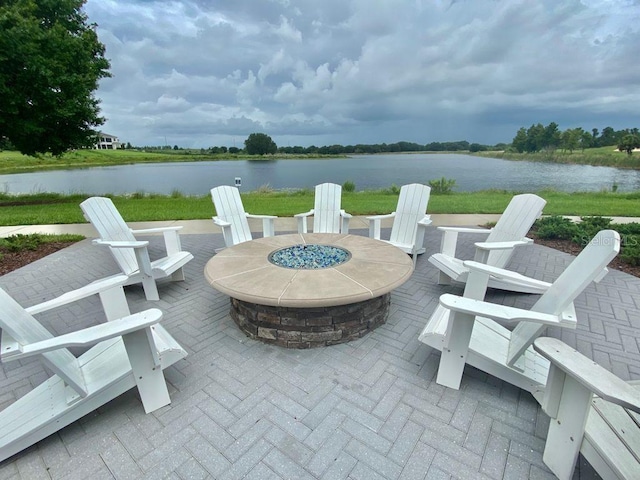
[419,230,620,394]
[428,193,547,293]
[295,183,352,234]
[80,197,194,301]
[534,337,640,480]
[0,276,187,463]
[366,183,432,267]
[211,185,277,248]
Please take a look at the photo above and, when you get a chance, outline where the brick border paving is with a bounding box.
[1,228,638,479]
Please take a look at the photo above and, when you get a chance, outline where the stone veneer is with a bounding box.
[230,293,390,348]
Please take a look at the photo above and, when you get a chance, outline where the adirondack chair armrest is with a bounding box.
[246,213,277,220]
[93,239,149,249]
[474,239,531,251]
[340,210,353,219]
[437,226,492,234]
[437,226,492,257]
[130,226,183,235]
[366,212,396,240]
[295,209,314,233]
[294,209,314,218]
[534,337,640,412]
[212,216,231,228]
[439,294,575,327]
[246,213,277,237]
[418,215,432,226]
[366,212,396,221]
[2,309,163,360]
[463,260,553,290]
[25,275,130,315]
[131,226,185,255]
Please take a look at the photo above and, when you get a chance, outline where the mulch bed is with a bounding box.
[0,242,78,276]
[534,238,640,277]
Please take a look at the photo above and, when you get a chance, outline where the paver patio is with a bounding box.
[1,226,639,479]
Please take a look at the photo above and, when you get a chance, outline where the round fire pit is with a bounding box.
[205,233,414,348]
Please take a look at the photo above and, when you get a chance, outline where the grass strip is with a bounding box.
[0,189,639,226]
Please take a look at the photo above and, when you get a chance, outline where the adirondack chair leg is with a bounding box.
[437,271,453,285]
[435,268,490,388]
[262,218,275,237]
[170,268,186,282]
[220,224,234,248]
[440,230,459,257]
[297,216,308,234]
[121,327,171,413]
[437,311,475,389]
[341,216,350,234]
[162,230,182,256]
[542,366,593,480]
[98,284,131,321]
[133,248,160,301]
[369,219,382,240]
[414,224,427,256]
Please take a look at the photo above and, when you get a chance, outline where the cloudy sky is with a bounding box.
[84,0,640,149]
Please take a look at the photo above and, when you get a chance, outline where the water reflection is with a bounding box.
[0,154,638,195]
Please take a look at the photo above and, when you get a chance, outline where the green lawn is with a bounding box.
[0,189,639,226]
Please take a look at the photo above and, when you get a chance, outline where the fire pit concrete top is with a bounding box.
[204,233,414,308]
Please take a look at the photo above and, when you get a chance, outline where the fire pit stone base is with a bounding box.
[230,293,391,348]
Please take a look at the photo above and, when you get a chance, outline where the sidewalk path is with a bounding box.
[2,214,639,237]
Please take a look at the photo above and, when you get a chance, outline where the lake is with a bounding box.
[1,153,638,195]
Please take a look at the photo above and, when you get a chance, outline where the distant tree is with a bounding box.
[511,128,528,153]
[469,143,486,152]
[0,0,111,156]
[244,133,277,155]
[228,146,241,154]
[173,145,179,150]
[579,130,592,150]
[125,142,133,149]
[542,122,561,150]
[618,134,640,156]
[599,127,617,147]
[560,128,581,153]
[525,123,545,152]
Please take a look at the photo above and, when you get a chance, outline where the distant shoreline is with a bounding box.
[0,147,636,175]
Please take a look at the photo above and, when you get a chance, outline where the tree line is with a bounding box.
[511,123,640,155]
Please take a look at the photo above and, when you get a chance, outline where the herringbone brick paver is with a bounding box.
[1,228,639,479]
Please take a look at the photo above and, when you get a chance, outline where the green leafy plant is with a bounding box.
[428,177,456,194]
[620,234,640,265]
[532,216,578,240]
[342,180,355,192]
[0,234,42,252]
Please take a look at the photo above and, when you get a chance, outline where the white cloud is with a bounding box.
[85,0,640,147]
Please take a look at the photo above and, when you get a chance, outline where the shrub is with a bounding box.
[342,180,355,192]
[533,216,578,240]
[0,233,42,252]
[620,234,640,265]
[572,216,613,246]
[428,177,456,194]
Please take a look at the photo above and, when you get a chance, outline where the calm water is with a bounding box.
[1,154,638,195]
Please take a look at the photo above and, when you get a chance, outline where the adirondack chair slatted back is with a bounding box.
[80,197,140,276]
[485,194,546,268]
[0,289,87,395]
[389,184,431,247]
[313,183,342,233]
[507,230,620,364]
[211,186,252,245]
